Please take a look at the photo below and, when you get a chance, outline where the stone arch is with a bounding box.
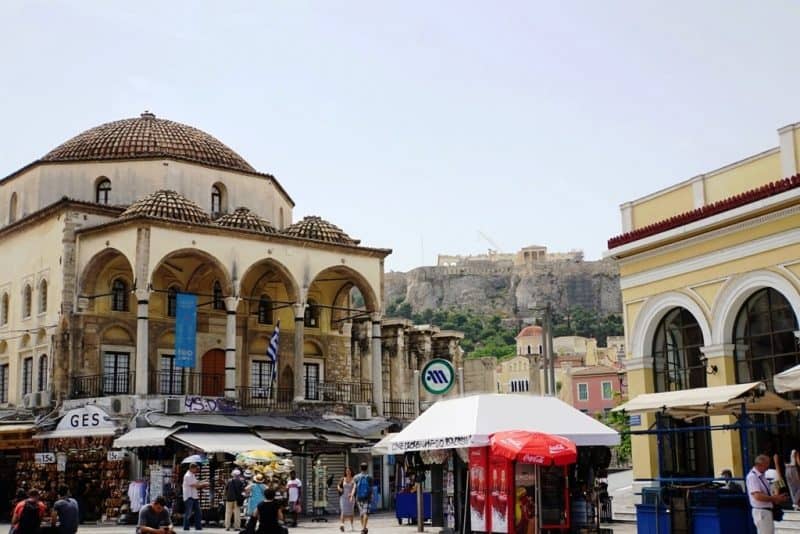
[307,265,380,313]
[239,258,300,304]
[79,248,135,312]
[150,248,234,296]
[99,322,136,345]
[711,269,800,345]
[631,291,712,360]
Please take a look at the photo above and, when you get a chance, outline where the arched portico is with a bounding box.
[79,248,135,313]
[631,291,712,361]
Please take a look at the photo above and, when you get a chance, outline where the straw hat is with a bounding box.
[254,473,265,483]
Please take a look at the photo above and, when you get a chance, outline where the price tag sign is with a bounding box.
[57,453,67,472]
[35,452,55,464]
[107,450,126,461]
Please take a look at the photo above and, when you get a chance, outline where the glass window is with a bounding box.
[577,383,588,401]
[167,286,178,317]
[602,381,613,400]
[303,362,320,400]
[38,355,47,391]
[257,295,273,325]
[38,280,47,314]
[1,293,8,326]
[9,193,17,224]
[211,186,221,217]
[0,364,7,403]
[22,285,31,318]
[160,354,184,395]
[251,360,275,398]
[103,352,130,394]
[213,281,225,310]
[96,178,111,204]
[22,357,33,395]
[111,279,128,312]
[652,307,706,392]
[304,300,319,328]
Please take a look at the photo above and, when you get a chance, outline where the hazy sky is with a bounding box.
[1,2,799,271]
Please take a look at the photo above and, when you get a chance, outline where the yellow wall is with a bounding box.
[704,151,781,204]
[631,184,694,230]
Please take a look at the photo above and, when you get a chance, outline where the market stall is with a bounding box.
[613,381,796,534]
[381,394,620,534]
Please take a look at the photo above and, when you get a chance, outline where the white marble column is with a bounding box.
[293,304,305,402]
[224,297,240,399]
[135,289,150,395]
[371,314,384,416]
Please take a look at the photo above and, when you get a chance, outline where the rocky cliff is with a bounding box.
[385,259,621,318]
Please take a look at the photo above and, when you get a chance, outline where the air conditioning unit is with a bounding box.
[165,397,184,415]
[22,392,40,409]
[352,404,371,420]
[38,391,53,408]
[108,396,133,415]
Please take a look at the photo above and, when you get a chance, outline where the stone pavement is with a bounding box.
[1,513,636,533]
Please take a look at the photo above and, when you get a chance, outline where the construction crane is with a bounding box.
[477,230,503,255]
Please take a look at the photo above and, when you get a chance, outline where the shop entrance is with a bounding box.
[201,349,225,397]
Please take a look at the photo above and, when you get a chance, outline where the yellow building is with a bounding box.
[606,120,800,483]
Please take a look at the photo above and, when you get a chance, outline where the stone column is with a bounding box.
[224,297,240,399]
[701,343,742,475]
[371,313,384,416]
[135,289,150,395]
[293,304,305,402]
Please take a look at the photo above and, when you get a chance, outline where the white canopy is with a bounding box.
[113,426,183,448]
[387,394,619,453]
[170,431,290,454]
[774,365,800,393]
[371,433,398,455]
[612,382,796,420]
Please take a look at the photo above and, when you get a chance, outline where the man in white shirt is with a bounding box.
[286,470,302,527]
[747,454,788,533]
[182,464,209,531]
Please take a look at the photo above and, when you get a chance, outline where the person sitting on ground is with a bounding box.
[137,496,174,534]
[12,489,47,534]
[253,488,284,534]
[51,486,79,534]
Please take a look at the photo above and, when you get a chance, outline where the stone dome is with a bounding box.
[282,215,359,245]
[517,325,543,338]
[216,207,277,234]
[41,111,255,173]
[121,190,211,224]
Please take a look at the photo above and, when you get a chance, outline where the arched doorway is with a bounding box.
[201,349,225,397]
[652,307,713,478]
[734,288,800,458]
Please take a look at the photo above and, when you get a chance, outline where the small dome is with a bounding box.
[42,111,255,173]
[216,207,277,234]
[282,215,359,245]
[121,190,211,224]
[517,325,542,338]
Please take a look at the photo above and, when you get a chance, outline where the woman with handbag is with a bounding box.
[337,467,355,532]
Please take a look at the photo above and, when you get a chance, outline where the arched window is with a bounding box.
[22,284,32,318]
[304,299,320,328]
[111,279,129,311]
[527,345,531,355]
[8,193,17,224]
[167,286,179,317]
[652,306,712,478]
[212,281,225,310]
[652,307,706,392]
[96,178,111,204]
[38,279,47,314]
[1,293,7,325]
[279,207,284,229]
[258,295,273,325]
[211,183,227,218]
[38,355,47,391]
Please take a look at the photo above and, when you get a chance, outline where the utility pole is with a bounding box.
[541,312,550,395]
[547,303,556,396]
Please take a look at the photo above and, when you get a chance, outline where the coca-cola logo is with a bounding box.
[500,437,525,449]
[520,454,545,464]
[549,444,567,454]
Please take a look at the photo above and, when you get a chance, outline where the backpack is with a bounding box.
[17,500,41,534]
[356,475,371,501]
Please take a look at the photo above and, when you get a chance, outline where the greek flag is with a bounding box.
[267,320,280,384]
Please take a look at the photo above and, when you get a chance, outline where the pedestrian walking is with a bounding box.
[748,454,788,533]
[337,467,355,532]
[182,463,209,531]
[51,486,79,534]
[245,473,267,519]
[285,471,302,528]
[224,469,245,531]
[350,463,372,534]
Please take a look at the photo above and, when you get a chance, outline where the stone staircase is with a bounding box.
[777,510,800,533]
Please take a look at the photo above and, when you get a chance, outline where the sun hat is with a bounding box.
[232,469,242,476]
[254,473,265,483]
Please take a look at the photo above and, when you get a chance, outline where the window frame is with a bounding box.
[257,295,273,325]
[251,359,275,398]
[601,380,613,400]
[212,281,225,310]
[0,364,7,403]
[22,284,32,319]
[1,293,8,326]
[159,353,185,395]
[577,382,589,401]
[167,286,179,318]
[22,356,33,395]
[304,299,320,328]
[96,178,111,204]
[38,279,47,314]
[38,354,47,392]
[111,279,129,312]
[103,351,131,394]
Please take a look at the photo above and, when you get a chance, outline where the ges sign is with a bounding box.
[56,405,116,432]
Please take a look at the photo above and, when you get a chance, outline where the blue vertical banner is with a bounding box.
[175,293,197,368]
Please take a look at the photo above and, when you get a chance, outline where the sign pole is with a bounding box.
[458,366,464,396]
[413,370,420,418]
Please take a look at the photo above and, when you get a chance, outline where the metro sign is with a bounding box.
[421,358,456,395]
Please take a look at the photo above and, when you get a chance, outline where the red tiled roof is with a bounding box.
[517,325,542,338]
[608,175,800,249]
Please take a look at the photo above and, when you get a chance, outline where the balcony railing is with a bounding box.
[237,386,293,412]
[383,399,416,420]
[148,370,225,396]
[304,381,373,403]
[71,372,135,399]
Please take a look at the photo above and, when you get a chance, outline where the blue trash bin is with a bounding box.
[636,503,671,534]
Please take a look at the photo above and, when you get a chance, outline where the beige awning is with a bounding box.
[0,424,34,433]
[113,426,184,448]
[612,382,796,420]
[256,429,319,442]
[318,433,365,444]
[170,431,290,454]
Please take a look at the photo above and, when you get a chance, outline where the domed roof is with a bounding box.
[216,207,277,234]
[121,190,211,224]
[41,111,255,173]
[282,215,359,245]
[517,325,543,338]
